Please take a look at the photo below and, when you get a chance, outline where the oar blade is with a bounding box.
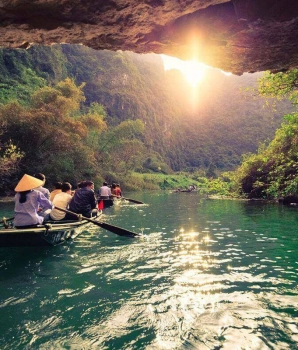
[96,221,140,238]
[124,198,144,204]
[112,194,144,204]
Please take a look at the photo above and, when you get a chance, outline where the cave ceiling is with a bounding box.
[1,0,298,75]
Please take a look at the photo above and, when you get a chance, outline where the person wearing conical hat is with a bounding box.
[14,174,53,228]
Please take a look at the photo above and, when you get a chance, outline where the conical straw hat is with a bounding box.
[15,174,44,192]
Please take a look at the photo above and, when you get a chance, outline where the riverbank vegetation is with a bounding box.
[117,172,231,195]
[227,70,298,200]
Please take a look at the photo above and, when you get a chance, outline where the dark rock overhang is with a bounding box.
[1,0,298,75]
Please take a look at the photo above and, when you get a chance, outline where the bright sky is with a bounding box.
[161,54,232,87]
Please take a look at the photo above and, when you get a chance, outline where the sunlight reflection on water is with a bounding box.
[106,209,295,348]
[74,219,297,349]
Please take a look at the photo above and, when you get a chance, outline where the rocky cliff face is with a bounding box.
[1,0,298,75]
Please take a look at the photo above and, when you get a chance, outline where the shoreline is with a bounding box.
[1,195,296,206]
[207,195,277,202]
[0,196,14,203]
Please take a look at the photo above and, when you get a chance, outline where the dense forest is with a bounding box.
[0,44,296,197]
[227,71,298,200]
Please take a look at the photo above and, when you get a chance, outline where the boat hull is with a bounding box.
[0,219,96,247]
[173,189,194,193]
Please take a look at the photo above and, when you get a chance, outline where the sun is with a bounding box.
[161,54,208,87]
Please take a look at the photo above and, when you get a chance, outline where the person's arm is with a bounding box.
[37,191,53,210]
[46,189,50,199]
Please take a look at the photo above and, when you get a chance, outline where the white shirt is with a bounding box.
[100,185,111,197]
[50,192,72,220]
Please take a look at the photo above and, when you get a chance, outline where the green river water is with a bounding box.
[0,192,297,349]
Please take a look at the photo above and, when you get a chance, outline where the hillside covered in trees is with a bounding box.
[0,45,294,194]
[226,70,298,200]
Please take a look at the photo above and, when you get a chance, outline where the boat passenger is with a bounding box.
[115,183,122,197]
[14,174,53,228]
[77,180,86,189]
[49,181,62,201]
[49,182,73,221]
[33,173,50,199]
[33,173,52,218]
[111,183,117,195]
[69,180,85,196]
[67,180,98,218]
[98,181,112,200]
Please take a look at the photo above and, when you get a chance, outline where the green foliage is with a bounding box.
[0,140,24,193]
[31,78,86,116]
[0,76,153,192]
[232,112,298,198]
[142,155,173,174]
[96,119,147,175]
[0,46,68,105]
[127,173,190,191]
[224,69,298,200]
[258,70,298,105]
[79,102,108,149]
[204,177,234,197]
[0,79,99,190]
[0,67,46,105]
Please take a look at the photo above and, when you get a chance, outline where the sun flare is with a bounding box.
[161,54,208,87]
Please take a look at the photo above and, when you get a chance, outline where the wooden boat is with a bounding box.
[0,215,101,247]
[173,189,196,193]
[97,198,114,209]
[98,196,144,207]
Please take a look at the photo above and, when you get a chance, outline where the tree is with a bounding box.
[0,79,101,188]
[96,119,146,174]
[80,102,108,149]
[0,135,23,193]
[258,69,298,105]
[233,113,298,198]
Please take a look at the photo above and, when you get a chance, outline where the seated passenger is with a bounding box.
[115,183,122,197]
[33,173,52,218]
[14,174,53,228]
[49,182,73,221]
[33,173,50,199]
[98,181,112,200]
[111,183,117,196]
[67,180,97,218]
[49,181,62,201]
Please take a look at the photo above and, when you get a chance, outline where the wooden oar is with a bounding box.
[54,206,140,238]
[111,194,144,204]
